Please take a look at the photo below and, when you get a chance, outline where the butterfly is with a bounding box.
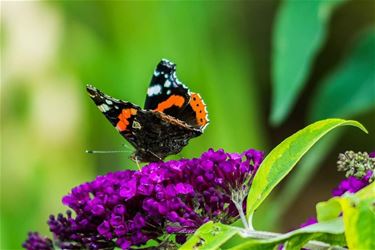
[86,59,209,162]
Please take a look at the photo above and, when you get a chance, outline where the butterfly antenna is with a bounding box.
[85,149,132,154]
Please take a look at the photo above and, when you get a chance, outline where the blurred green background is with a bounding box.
[1,1,374,249]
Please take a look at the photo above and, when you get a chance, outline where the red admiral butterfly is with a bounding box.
[87,59,209,162]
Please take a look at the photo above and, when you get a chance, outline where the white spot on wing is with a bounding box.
[164,80,171,88]
[167,90,171,95]
[154,70,160,76]
[105,99,113,105]
[98,104,111,112]
[147,84,162,96]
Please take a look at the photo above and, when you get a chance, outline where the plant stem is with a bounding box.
[233,201,249,231]
[247,213,254,230]
[239,230,347,250]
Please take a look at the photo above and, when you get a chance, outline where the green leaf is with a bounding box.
[309,29,375,121]
[316,198,342,222]
[246,119,367,222]
[179,222,240,250]
[355,181,375,199]
[340,197,375,249]
[286,233,346,250]
[261,131,340,229]
[316,183,375,249]
[228,218,345,250]
[317,182,375,222]
[271,0,346,125]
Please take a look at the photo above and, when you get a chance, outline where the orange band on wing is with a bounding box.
[190,92,208,127]
[155,95,185,112]
[116,108,137,132]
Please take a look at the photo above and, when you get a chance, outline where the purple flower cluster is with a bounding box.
[23,148,263,250]
[332,171,373,196]
[22,232,53,250]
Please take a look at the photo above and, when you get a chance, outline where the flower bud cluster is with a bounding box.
[333,151,374,197]
[337,151,375,181]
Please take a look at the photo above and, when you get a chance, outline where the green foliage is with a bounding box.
[267,1,375,233]
[316,198,342,222]
[309,29,375,121]
[180,219,346,250]
[317,182,375,249]
[271,0,346,125]
[261,132,340,229]
[228,218,345,250]
[180,222,239,250]
[246,118,367,222]
[316,182,375,221]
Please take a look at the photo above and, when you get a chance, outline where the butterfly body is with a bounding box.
[87,59,208,162]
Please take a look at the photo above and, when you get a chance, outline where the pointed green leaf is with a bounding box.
[340,197,375,249]
[316,198,342,222]
[228,218,345,250]
[260,131,340,229]
[179,222,240,250]
[271,0,346,125]
[247,119,367,221]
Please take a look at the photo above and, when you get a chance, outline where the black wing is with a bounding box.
[144,59,209,131]
[86,85,141,147]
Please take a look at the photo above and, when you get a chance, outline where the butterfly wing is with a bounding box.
[144,59,209,131]
[178,91,209,131]
[86,85,141,148]
[144,59,190,110]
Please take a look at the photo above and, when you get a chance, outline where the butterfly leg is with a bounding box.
[134,156,141,170]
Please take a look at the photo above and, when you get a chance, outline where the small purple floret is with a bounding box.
[332,176,370,196]
[22,232,53,250]
[299,217,318,228]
